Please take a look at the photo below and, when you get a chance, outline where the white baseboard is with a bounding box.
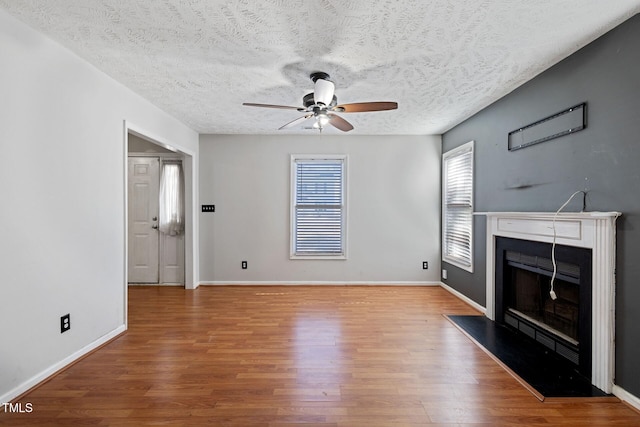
[128,283,182,286]
[1,325,126,404]
[440,282,486,314]
[198,281,441,286]
[613,384,640,412]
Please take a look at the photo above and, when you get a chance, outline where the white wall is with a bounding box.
[0,10,198,401]
[199,134,441,284]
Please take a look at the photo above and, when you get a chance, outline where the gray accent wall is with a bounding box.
[442,14,640,397]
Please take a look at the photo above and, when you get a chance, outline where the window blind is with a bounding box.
[293,158,345,256]
[443,142,474,270]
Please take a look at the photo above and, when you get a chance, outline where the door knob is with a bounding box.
[152,216,158,221]
[152,224,159,229]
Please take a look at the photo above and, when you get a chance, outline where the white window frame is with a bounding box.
[290,154,347,260]
[442,140,474,272]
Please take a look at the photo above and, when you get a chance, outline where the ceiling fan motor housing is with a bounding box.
[303,92,337,109]
[310,71,331,83]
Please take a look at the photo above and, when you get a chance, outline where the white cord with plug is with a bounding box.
[550,190,586,300]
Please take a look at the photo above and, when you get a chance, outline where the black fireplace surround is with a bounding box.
[495,237,592,378]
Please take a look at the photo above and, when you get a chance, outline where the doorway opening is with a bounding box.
[125,130,192,287]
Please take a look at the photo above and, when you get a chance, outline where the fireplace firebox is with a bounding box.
[495,237,592,378]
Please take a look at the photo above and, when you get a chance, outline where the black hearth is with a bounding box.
[495,237,592,378]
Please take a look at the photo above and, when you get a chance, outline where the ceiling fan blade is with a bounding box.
[278,114,313,130]
[314,79,335,106]
[333,102,398,113]
[243,102,304,111]
[327,113,354,132]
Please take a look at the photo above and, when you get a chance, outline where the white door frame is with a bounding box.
[123,121,199,326]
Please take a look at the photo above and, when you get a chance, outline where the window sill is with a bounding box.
[443,256,473,273]
[290,254,347,260]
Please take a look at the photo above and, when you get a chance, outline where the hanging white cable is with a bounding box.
[550,190,585,300]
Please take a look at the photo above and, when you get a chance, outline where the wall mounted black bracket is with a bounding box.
[508,103,586,151]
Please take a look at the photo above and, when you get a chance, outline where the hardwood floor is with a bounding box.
[3,285,639,426]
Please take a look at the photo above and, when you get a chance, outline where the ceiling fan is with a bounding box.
[243,72,398,132]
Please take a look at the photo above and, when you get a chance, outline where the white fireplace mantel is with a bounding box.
[482,211,621,393]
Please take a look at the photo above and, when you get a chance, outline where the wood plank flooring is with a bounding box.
[2,285,640,426]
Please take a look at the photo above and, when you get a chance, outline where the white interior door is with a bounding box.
[128,157,159,283]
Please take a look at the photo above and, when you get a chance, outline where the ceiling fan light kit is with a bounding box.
[313,78,335,106]
[243,72,398,132]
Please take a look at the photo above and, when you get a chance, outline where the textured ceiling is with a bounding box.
[2,1,640,135]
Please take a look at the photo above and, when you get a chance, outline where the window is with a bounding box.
[442,141,474,272]
[291,155,347,258]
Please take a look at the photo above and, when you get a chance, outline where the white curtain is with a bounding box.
[159,160,185,236]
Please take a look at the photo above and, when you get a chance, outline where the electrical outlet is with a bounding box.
[241,261,247,269]
[422,261,429,270]
[60,314,71,333]
[202,205,215,212]
[442,269,448,280]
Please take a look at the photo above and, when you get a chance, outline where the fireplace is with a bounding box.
[483,211,620,393]
[495,236,592,377]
